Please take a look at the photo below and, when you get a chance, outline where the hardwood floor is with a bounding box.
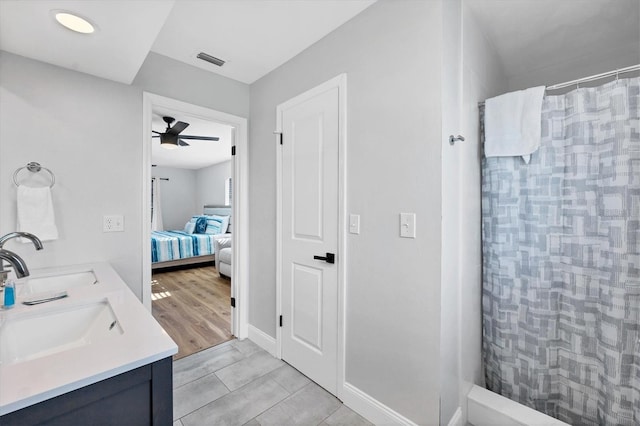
[151,265,232,360]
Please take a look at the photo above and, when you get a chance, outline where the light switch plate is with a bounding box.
[349,214,360,234]
[400,213,416,238]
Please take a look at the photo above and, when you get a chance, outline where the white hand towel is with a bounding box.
[484,86,546,162]
[17,186,59,242]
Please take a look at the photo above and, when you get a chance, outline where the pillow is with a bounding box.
[204,217,222,235]
[204,215,230,235]
[183,221,196,234]
[213,215,230,234]
[194,216,208,234]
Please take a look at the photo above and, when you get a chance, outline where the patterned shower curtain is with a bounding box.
[482,77,640,425]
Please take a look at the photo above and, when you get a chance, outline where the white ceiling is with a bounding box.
[0,0,636,87]
[0,0,174,84]
[0,0,376,85]
[467,0,640,86]
[151,0,377,84]
[151,108,232,170]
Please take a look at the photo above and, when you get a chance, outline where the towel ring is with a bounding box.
[13,162,56,188]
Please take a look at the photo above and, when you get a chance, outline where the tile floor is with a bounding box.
[172,339,372,426]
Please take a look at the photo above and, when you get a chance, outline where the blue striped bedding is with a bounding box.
[151,230,218,263]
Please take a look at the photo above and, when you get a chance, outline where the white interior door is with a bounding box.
[280,85,339,395]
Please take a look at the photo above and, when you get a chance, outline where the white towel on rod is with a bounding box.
[484,86,546,163]
[17,185,59,242]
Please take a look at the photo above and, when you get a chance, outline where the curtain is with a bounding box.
[482,77,640,425]
[151,178,164,231]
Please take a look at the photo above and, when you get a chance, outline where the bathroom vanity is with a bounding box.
[0,262,177,425]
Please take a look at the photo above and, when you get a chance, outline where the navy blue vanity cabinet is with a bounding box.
[0,357,172,426]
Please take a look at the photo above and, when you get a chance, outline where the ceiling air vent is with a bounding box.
[197,52,225,67]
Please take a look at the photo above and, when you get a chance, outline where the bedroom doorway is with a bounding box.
[142,93,249,358]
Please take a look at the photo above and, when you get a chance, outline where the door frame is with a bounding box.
[142,92,249,339]
[275,74,347,398]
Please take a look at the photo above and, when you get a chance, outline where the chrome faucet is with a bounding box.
[0,249,30,279]
[0,232,44,250]
[0,232,43,285]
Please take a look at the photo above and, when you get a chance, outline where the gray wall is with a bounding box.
[457,3,509,422]
[440,0,463,422]
[0,50,249,299]
[248,1,442,423]
[196,160,232,208]
[0,51,143,296]
[507,37,640,92]
[440,5,509,423]
[152,162,232,231]
[153,166,198,231]
[133,52,250,118]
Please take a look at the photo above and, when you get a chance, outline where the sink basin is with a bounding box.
[19,271,98,295]
[0,300,123,365]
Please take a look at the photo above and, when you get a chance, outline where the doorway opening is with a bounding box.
[142,93,249,359]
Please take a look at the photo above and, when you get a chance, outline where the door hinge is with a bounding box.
[279,315,283,327]
[230,297,236,308]
[231,146,236,156]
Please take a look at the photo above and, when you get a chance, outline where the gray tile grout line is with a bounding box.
[174,368,228,392]
[175,341,352,425]
[211,353,283,392]
[176,360,292,423]
[178,379,290,424]
[213,370,233,393]
[316,403,343,426]
[246,381,345,426]
[245,381,321,426]
[173,342,248,421]
[237,378,294,425]
[237,365,315,426]
[173,342,254,390]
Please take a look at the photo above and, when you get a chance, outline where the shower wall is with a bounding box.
[439,2,508,424]
[445,1,639,424]
[440,0,462,423]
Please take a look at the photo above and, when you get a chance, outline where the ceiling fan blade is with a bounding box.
[152,130,162,134]
[152,135,160,138]
[167,121,189,135]
[178,139,190,147]
[178,135,220,141]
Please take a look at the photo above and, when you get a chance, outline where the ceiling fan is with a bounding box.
[152,116,220,149]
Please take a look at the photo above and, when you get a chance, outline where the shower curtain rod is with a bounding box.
[478,63,640,107]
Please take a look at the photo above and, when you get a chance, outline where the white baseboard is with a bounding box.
[341,382,418,426]
[247,324,277,357]
[447,407,463,426]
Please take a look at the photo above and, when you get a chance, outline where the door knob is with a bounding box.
[313,253,335,264]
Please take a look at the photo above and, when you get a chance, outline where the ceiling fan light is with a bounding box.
[160,133,179,149]
[53,11,96,34]
[160,141,179,150]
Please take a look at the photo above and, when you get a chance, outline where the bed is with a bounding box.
[151,206,231,270]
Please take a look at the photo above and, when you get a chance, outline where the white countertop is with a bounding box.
[0,262,178,415]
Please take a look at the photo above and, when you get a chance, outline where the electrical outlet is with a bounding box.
[103,215,124,232]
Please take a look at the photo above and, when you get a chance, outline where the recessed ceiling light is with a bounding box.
[53,11,96,34]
